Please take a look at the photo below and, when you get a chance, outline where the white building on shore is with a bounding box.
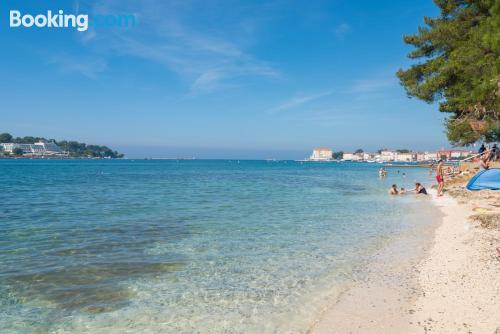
[306,147,467,163]
[362,152,375,161]
[379,150,396,161]
[416,152,439,161]
[394,152,416,162]
[1,141,63,156]
[342,152,362,161]
[437,149,474,160]
[309,148,333,161]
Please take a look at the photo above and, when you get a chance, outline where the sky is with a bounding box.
[0,0,453,159]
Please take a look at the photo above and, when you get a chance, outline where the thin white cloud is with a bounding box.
[50,0,280,93]
[46,53,107,79]
[334,23,351,39]
[80,28,97,44]
[105,29,279,93]
[191,70,224,92]
[268,91,332,113]
[268,74,396,115]
[349,78,395,93]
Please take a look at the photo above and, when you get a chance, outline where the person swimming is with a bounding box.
[389,184,399,195]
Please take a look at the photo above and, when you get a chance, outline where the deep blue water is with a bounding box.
[0,160,438,333]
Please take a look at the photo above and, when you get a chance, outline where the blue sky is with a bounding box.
[1,0,451,158]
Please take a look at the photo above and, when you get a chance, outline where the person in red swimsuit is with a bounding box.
[436,160,444,196]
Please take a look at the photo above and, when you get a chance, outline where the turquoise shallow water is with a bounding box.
[0,160,439,333]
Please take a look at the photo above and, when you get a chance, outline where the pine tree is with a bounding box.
[397,0,499,145]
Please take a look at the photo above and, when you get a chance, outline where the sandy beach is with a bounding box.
[310,175,500,334]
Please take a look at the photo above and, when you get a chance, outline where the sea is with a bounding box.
[0,159,440,333]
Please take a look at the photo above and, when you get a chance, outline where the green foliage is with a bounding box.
[445,118,482,144]
[396,149,410,153]
[12,148,24,156]
[484,119,500,142]
[14,136,44,144]
[332,151,344,159]
[56,140,124,158]
[397,0,500,145]
[354,148,364,154]
[0,133,13,142]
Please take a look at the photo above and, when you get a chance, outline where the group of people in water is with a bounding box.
[379,167,431,197]
[389,182,428,196]
[379,143,497,198]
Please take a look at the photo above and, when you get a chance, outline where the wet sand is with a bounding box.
[309,186,500,334]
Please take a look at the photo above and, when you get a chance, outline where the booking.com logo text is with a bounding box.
[9,10,136,32]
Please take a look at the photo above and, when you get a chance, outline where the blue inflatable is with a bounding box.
[466,168,500,191]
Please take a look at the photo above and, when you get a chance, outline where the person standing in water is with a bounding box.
[436,160,444,196]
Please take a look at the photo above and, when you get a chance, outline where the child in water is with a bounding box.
[414,182,427,195]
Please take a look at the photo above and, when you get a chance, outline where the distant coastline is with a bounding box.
[0,132,124,159]
[307,147,475,163]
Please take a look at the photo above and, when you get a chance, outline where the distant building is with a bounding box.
[424,152,438,161]
[362,152,374,160]
[380,150,396,162]
[342,152,362,161]
[450,150,473,159]
[394,152,416,162]
[309,148,332,161]
[305,148,472,163]
[1,143,31,153]
[416,152,426,162]
[437,149,473,160]
[1,141,63,156]
[415,152,436,161]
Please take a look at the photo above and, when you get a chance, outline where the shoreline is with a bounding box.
[309,186,499,333]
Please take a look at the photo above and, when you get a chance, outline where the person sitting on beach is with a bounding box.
[414,182,427,195]
[479,153,490,170]
[389,184,399,195]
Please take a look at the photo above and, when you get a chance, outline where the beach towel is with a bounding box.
[466,168,500,191]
